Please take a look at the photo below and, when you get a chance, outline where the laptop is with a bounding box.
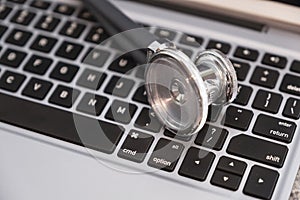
[0,0,299,199]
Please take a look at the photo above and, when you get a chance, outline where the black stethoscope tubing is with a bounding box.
[84,0,160,49]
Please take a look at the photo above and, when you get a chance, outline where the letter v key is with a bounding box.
[34,83,42,91]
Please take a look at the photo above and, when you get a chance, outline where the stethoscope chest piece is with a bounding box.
[145,42,238,136]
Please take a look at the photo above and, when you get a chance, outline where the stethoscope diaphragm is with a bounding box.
[145,42,238,136]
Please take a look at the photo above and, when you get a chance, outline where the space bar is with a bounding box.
[0,93,124,154]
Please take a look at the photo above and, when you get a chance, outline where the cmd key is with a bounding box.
[118,130,154,163]
[227,134,288,168]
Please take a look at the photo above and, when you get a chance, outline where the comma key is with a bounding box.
[134,108,163,133]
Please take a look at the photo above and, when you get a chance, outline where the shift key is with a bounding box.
[227,135,288,168]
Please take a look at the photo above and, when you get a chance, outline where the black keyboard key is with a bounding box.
[252,90,283,114]
[211,170,242,191]
[85,26,109,44]
[23,55,53,75]
[30,1,51,10]
[163,129,192,142]
[77,69,106,90]
[280,74,300,96]
[11,10,36,26]
[148,138,184,172]
[154,28,176,41]
[59,21,86,38]
[77,8,96,22]
[206,40,231,54]
[105,100,137,124]
[253,114,296,143]
[35,15,60,32]
[0,48,27,68]
[179,34,202,47]
[56,41,83,60]
[262,53,287,69]
[0,93,124,154]
[49,85,80,108]
[0,5,12,20]
[207,105,222,122]
[234,46,259,61]
[22,78,52,100]
[30,35,57,53]
[132,85,148,105]
[217,156,247,176]
[291,60,300,74]
[250,66,279,89]
[118,130,154,163]
[76,93,108,116]
[109,53,138,74]
[5,28,32,46]
[283,98,300,119]
[135,66,145,79]
[233,85,252,106]
[223,106,253,131]
[54,4,75,16]
[227,134,288,168]
[177,46,193,58]
[195,124,228,150]
[104,76,134,98]
[135,108,163,133]
[179,147,215,181]
[82,48,110,68]
[0,25,8,39]
[243,166,279,200]
[230,59,250,81]
[7,0,26,3]
[0,71,25,92]
[50,62,79,83]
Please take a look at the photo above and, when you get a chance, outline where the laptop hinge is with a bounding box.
[129,0,266,32]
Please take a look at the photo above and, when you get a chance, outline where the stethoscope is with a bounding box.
[85,0,238,136]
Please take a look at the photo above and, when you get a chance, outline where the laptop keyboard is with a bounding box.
[0,1,299,200]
